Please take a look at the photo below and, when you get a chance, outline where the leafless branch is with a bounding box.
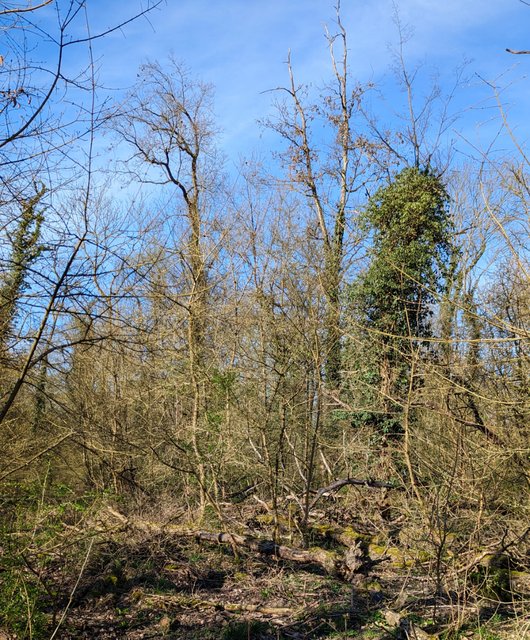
[0,0,53,16]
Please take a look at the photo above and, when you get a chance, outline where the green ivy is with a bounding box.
[348,167,454,437]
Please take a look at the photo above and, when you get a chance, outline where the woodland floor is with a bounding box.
[23,502,528,640]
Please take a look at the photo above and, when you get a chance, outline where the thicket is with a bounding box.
[0,2,528,638]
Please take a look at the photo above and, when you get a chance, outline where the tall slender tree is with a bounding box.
[266,7,377,388]
[116,58,222,508]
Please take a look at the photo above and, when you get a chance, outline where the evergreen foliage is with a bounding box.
[0,185,46,354]
[349,167,453,437]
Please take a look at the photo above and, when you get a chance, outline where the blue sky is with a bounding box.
[30,0,530,171]
[83,0,530,160]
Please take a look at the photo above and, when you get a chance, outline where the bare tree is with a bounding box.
[0,0,164,425]
[265,5,376,387]
[115,58,223,509]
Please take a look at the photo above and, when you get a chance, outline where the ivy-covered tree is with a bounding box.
[349,167,453,438]
[0,185,45,360]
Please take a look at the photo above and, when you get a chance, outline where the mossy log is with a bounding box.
[310,523,373,547]
[368,542,433,568]
[309,524,431,569]
[105,507,344,575]
[510,570,530,595]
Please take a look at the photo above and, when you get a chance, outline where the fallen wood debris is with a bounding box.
[383,609,439,639]
[309,477,403,510]
[144,593,294,617]
[105,507,348,575]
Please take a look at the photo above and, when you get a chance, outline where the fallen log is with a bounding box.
[105,507,344,575]
[144,593,294,617]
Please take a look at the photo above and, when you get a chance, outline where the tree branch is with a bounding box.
[0,0,53,16]
[310,477,403,510]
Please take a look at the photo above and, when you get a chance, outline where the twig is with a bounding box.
[49,537,94,640]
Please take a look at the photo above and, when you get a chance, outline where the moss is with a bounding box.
[309,547,340,573]
[367,543,386,557]
[471,554,512,600]
[255,514,275,525]
[364,580,382,591]
[341,526,372,544]
[312,523,335,535]
[368,543,432,568]
[311,524,372,548]
[510,570,530,595]
[106,573,120,586]
[255,513,291,529]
